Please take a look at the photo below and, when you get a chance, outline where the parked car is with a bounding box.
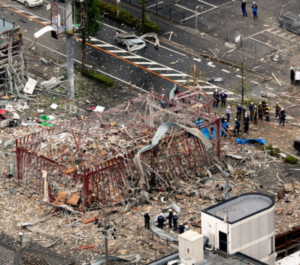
[12,0,43,8]
[0,110,20,128]
[279,12,300,35]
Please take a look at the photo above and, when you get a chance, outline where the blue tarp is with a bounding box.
[235,139,266,145]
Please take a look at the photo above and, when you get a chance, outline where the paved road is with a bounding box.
[0,0,248,103]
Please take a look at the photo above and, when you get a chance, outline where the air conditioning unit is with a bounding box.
[208,233,215,247]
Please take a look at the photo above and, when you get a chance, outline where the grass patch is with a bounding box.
[82,69,114,87]
[285,155,299,165]
[263,144,281,158]
[99,1,160,32]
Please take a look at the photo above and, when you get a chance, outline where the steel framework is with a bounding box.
[16,89,223,210]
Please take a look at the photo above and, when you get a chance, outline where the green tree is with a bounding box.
[234,62,252,135]
[77,0,103,71]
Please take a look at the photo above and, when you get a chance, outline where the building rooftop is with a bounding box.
[202,193,274,224]
[275,249,300,265]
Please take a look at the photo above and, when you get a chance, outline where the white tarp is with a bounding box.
[34,26,55,39]
[296,71,300,81]
[23,77,37,95]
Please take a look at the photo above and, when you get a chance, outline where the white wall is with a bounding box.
[201,212,228,250]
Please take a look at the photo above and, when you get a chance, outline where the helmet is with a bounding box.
[222,115,224,117]
[251,102,253,104]
[235,119,237,121]
[282,108,284,111]
[215,89,218,92]
[147,211,149,213]
[276,102,278,104]
[238,104,241,106]
[169,209,172,211]
[228,106,230,108]
[254,106,257,108]
[222,90,224,93]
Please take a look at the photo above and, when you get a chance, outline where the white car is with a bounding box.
[13,0,43,8]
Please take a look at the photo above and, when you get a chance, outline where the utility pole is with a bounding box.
[241,64,244,135]
[66,1,75,99]
[116,0,120,16]
[104,220,109,265]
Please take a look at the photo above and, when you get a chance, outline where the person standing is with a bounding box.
[241,0,247,17]
[253,106,258,124]
[244,114,249,133]
[173,213,178,232]
[234,119,240,137]
[265,109,270,122]
[144,211,150,229]
[249,102,254,121]
[262,99,267,114]
[222,120,229,137]
[221,115,225,124]
[296,70,300,86]
[226,106,231,122]
[290,67,295,85]
[280,108,286,126]
[252,2,258,19]
[179,223,185,234]
[157,213,164,229]
[275,102,281,118]
[236,104,242,120]
[258,103,263,120]
[168,209,173,229]
[213,89,220,107]
[220,91,227,107]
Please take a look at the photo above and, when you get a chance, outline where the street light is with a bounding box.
[195,5,202,31]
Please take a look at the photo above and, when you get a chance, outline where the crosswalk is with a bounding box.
[89,37,239,102]
[266,27,300,43]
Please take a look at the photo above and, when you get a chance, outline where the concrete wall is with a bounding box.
[202,206,275,264]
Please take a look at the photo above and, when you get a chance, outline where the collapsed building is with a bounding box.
[15,88,231,209]
[0,18,24,97]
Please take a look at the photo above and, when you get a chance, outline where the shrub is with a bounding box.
[143,21,160,32]
[82,69,114,87]
[118,8,134,22]
[145,15,151,23]
[285,155,299,164]
[265,144,273,151]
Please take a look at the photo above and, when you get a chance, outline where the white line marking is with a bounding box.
[23,36,148,93]
[175,4,197,13]
[121,56,142,59]
[108,50,128,53]
[208,64,216,67]
[236,75,242,78]
[201,86,218,88]
[251,81,259,84]
[197,0,217,8]
[182,0,233,22]
[161,74,188,77]
[267,87,274,90]
[133,62,158,65]
[193,58,201,62]
[147,1,163,8]
[222,69,230,73]
[174,80,187,83]
[95,44,113,47]
[147,68,173,70]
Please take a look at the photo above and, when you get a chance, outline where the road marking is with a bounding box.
[175,4,198,13]
[2,2,219,98]
[236,75,242,78]
[197,0,217,8]
[147,1,163,8]
[94,44,113,47]
[133,61,158,65]
[221,69,230,73]
[174,80,187,83]
[161,74,188,77]
[208,64,216,67]
[22,36,148,93]
[107,50,128,53]
[121,56,142,59]
[147,67,173,70]
[181,0,233,22]
[193,58,201,62]
[251,81,259,84]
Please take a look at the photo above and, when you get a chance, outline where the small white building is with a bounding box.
[275,250,300,265]
[201,193,275,265]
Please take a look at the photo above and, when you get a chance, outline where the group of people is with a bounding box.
[213,89,228,108]
[144,210,185,234]
[290,67,300,86]
[241,0,258,19]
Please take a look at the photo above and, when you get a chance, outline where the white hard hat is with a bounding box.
[228,106,230,108]
[254,105,257,108]
[215,89,218,92]
[224,120,227,122]
[282,108,284,110]
[222,90,224,93]
[238,104,241,106]
[181,223,183,225]
[291,67,293,69]
[222,115,224,117]
[160,213,163,216]
[169,209,172,211]
[147,211,149,213]
[253,1,255,3]
[235,119,237,121]
[276,102,278,104]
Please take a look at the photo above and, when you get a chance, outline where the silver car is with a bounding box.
[114,33,147,52]
[13,0,43,8]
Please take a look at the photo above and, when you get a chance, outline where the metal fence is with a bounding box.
[122,0,186,24]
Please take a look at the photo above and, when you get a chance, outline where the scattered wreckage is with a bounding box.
[0,109,20,128]
[114,32,160,52]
